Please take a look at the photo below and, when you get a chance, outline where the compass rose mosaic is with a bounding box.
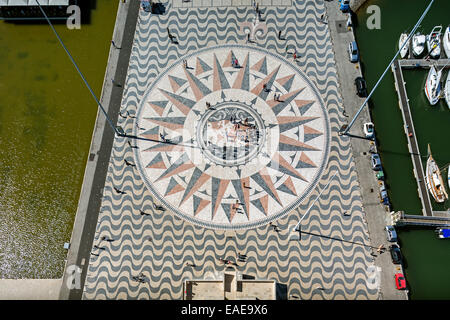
[134,45,330,229]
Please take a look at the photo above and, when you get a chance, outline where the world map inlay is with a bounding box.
[134,45,330,229]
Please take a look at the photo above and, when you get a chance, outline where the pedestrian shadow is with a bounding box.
[342,132,374,141]
[293,229,377,250]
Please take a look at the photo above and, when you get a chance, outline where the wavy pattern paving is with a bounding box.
[83,0,379,300]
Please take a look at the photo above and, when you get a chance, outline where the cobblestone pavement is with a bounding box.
[82,0,379,300]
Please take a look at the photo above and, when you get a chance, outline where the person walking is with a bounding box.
[167,27,176,43]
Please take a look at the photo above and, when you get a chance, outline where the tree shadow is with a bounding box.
[151,2,166,15]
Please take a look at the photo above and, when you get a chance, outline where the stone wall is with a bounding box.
[350,0,370,12]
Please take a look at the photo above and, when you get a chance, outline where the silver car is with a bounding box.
[348,41,359,62]
[371,153,382,171]
[385,225,398,242]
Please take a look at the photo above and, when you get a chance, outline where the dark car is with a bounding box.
[355,77,368,97]
[390,244,403,264]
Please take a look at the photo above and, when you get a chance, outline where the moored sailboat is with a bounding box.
[412,32,426,57]
[443,26,450,58]
[399,33,409,58]
[445,71,450,109]
[427,26,442,59]
[426,144,448,203]
[424,65,442,105]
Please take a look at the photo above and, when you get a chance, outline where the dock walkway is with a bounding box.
[391,60,433,217]
[399,58,450,69]
[393,211,450,227]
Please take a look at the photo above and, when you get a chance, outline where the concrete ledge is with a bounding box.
[351,0,369,12]
[0,279,62,300]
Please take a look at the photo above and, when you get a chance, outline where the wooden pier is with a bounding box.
[391,59,434,217]
[399,58,450,69]
[392,211,450,228]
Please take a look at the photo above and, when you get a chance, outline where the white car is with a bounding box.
[363,122,374,139]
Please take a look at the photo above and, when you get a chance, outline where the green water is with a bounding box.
[355,0,450,299]
[0,0,118,278]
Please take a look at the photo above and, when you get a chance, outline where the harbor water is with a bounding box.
[0,0,449,300]
[355,0,450,299]
[0,0,118,278]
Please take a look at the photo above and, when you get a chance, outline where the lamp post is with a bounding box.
[35,0,125,137]
[290,170,339,240]
[339,0,435,136]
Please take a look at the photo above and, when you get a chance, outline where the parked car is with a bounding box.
[348,41,359,62]
[339,0,350,12]
[385,225,398,242]
[355,77,368,97]
[376,170,385,180]
[390,244,403,264]
[346,12,352,27]
[395,273,407,290]
[363,122,374,139]
[371,153,382,171]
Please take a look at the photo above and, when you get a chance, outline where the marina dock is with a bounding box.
[391,59,434,217]
[399,58,450,69]
[392,211,450,228]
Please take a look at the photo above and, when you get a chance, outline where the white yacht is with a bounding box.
[444,26,450,58]
[424,65,442,105]
[427,26,442,59]
[399,33,409,58]
[445,71,450,109]
[412,32,426,57]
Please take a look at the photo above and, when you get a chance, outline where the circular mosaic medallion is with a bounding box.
[134,45,330,229]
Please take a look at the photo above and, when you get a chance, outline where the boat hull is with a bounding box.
[412,34,426,57]
[426,152,448,203]
[427,26,442,59]
[427,38,441,58]
[424,66,442,105]
[399,33,409,58]
[445,72,450,109]
[444,26,450,58]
